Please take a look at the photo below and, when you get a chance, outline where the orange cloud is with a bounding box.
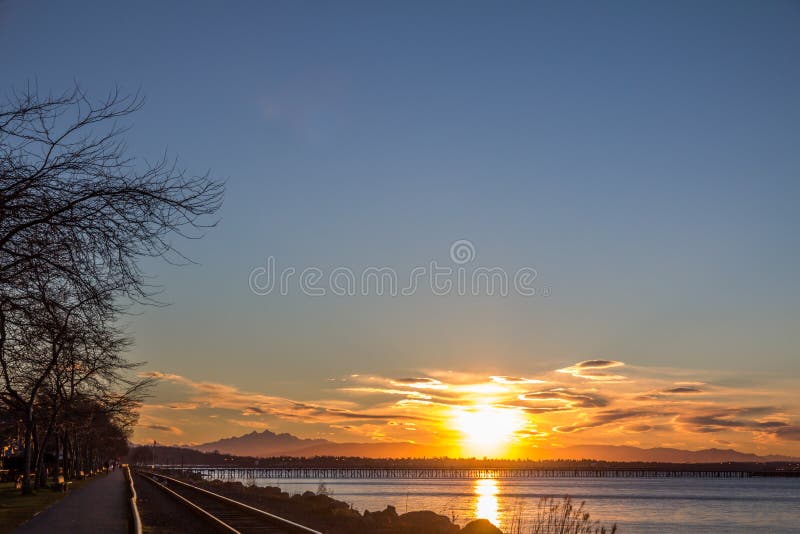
[143,424,183,435]
[134,361,800,456]
[557,360,627,381]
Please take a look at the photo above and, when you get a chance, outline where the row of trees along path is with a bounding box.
[0,85,223,493]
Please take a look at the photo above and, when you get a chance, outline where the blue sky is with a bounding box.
[2,1,799,449]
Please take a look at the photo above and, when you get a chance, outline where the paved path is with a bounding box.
[15,469,128,534]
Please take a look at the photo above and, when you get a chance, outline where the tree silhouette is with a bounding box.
[0,84,223,492]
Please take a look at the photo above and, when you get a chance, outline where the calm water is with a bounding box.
[199,473,800,533]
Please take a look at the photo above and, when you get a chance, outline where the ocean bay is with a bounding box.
[196,470,800,533]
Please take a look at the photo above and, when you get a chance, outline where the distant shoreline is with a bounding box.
[127,443,800,477]
[170,464,800,478]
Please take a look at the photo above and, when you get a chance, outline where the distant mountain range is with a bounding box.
[190,429,799,463]
[192,429,443,458]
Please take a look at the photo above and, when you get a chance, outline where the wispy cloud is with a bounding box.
[557,360,627,381]
[143,424,183,435]
[663,387,704,394]
[519,388,609,409]
[134,360,800,456]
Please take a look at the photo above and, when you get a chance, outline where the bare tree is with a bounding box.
[0,258,121,491]
[0,84,224,492]
[0,84,223,300]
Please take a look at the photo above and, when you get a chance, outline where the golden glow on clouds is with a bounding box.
[134,360,800,457]
[557,360,627,381]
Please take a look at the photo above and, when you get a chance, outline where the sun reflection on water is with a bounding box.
[474,478,499,527]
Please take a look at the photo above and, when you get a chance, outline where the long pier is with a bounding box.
[175,467,761,479]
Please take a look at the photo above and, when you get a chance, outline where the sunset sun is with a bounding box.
[453,405,524,456]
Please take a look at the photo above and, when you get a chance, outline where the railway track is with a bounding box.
[136,470,321,534]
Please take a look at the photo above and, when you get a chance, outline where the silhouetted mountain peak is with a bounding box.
[192,428,799,462]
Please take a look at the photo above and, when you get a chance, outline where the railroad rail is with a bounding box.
[135,470,321,534]
[125,466,143,534]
